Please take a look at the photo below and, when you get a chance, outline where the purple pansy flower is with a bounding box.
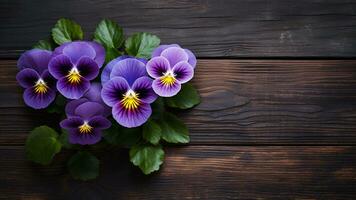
[147,44,196,97]
[16,49,56,109]
[60,98,111,145]
[83,82,111,117]
[101,58,157,128]
[48,41,105,99]
[101,55,147,85]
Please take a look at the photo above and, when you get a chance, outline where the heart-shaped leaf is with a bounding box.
[94,19,124,49]
[103,122,141,147]
[158,112,189,143]
[165,83,200,109]
[104,47,122,63]
[33,39,54,50]
[25,126,61,165]
[130,144,164,175]
[52,18,83,45]
[143,120,161,145]
[125,32,160,59]
[150,97,165,120]
[67,151,99,181]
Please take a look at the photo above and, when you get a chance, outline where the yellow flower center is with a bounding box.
[121,90,140,110]
[78,122,93,134]
[160,71,176,86]
[66,68,81,84]
[33,79,48,94]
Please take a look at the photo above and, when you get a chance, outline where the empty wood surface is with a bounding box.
[1,0,356,58]
[1,146,356,199]
[1,59,356,145]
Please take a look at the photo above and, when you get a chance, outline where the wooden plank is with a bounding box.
[1,0,356,58]
[1,59,356,145]
[1,146,355,199]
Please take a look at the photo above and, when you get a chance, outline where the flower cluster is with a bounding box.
[17,42,196,140]
[17,18,200,178]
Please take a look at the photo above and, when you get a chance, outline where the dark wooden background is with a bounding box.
[1,0,356,199]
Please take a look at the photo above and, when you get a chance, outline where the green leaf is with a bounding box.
[165,83,200,109]
[125,32,160,59]
[150,97,165,120]
[158,112,190,143]
[46,94,67,114]
[105,47,122,63]
[52,18,83,45]
[59,129,75,149]
[143,120,161,145]
[67,151,99,181]
[94,19,124,49]
[33,40,54,50]
[103,122,141,147]
[130,144,164,175]
[46,103,61,114]
[25,126,61,165]
[55,94,66,106]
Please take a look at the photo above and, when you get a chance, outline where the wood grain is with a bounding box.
[1,146,355,199]
[1,59,356,145]
[2,0,356,198]
[1,0,356,58]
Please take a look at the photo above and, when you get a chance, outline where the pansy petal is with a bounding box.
[52,42,70,57]
[110,58,147,86]
[101,77,129,107]
[68,128,102,145]
[152,44,180,57]
[132,77,157,104]
[101,56,129,85]
[76,57,99,80]
[146,56,170,78]
[48,54,73,79]
[57,76,90,99]
[84,82,102,103]
[53,41,105,68]
[41,70,56,89]
[63,42,96,64]
[102,107,112,117]
[16,68,40,88]
[84,83,109,114]
[89,116,111,129]
[137,57,148,64]
[112,102,152,128]
[17,49,52,73]
[60,117,84,129]
[101,56,147,85]
[23,87,56,109]
[65,98,88,117]
[172,61,194,83]
[74,102,104,119]
[87,41,105,68]
[161,47,188,67]
[83,82,111,117]
[101,65,113,85]
[152,78,181,97]
[184,49,197,68]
